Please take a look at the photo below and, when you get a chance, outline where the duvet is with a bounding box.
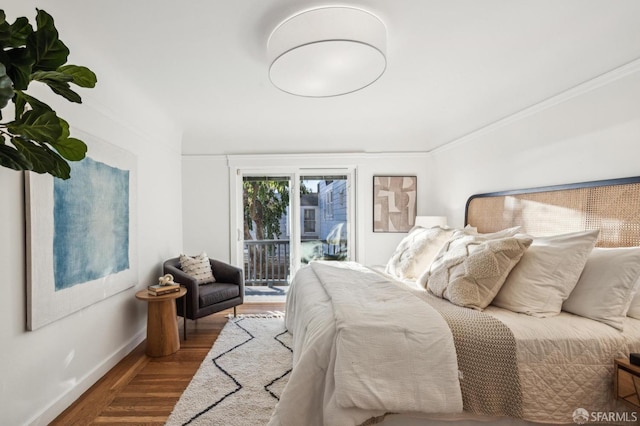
[268,261,463,426]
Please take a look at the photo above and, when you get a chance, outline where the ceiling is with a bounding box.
[7,0,640,155]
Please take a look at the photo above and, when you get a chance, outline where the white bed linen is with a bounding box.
[486,307,640,423]
[269,261,462,426]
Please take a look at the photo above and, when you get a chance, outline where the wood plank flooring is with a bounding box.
[51,302,285,426]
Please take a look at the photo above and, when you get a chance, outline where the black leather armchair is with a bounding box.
[163,257,244,338]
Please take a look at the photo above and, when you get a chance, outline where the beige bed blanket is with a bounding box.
[422,295,522,418]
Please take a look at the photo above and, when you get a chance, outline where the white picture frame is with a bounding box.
[25,135,138,330]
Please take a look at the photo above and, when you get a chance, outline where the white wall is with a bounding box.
[0,47,183,426]
[182,64,640,271]
[182,156,231,261]
[182,152,432,268]
[428,66,640,228]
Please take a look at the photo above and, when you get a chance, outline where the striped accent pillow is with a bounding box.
[179,252,216,285]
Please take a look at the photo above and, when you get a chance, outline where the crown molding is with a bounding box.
[431,56,640,154]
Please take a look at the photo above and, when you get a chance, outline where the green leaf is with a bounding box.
[57,116,70,140]
[4,47,33,90]
[0,63,14,109]
[8,17,33,48]
[0,11,10,48]
[0,12,30,49]
[11,136,53,173]
[47,146,71,178]
[12,136,70,178]
[0,143,33,171]
[59,65,97,88]
[52,137,86,161]
[14,92,53,120]
[27,9,69,72]
[31,70,74,84]
[46,79,81,103]
[31,69,82,102]
[7,110,63,142]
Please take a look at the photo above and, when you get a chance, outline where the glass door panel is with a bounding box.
[242,176,291,298]
[299,175,349,265]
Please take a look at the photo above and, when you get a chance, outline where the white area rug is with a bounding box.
[166,315,291,426]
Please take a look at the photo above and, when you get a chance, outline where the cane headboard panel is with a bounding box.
[465,176,640,248]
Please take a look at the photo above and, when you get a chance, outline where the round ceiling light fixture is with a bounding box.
[267,6,387,97]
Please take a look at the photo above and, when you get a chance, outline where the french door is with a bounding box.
[236,169,354,293]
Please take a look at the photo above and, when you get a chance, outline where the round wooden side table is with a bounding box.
[135,288,187,357]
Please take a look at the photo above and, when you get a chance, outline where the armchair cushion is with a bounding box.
[179,252,216,285]
[199,283,241,306]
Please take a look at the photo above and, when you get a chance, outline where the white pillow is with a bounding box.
[180,252,216,285]
[424,232,532,310]
[385,226,454,280]
[464,226,522,239]
[628,289,640,320]
[492,230,599,317]
[563,247,640,330]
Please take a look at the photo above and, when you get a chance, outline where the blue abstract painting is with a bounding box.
[53,157,130,290]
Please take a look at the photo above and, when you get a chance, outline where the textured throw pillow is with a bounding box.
[180,252,216,285]
[563,247,640,330]
[423,232,532,310]
[385,226,455,280]
[492,230,599,317]
[416,226,522,287]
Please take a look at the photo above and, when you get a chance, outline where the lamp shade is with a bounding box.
[414,216,448,228]
[267,7,387,97]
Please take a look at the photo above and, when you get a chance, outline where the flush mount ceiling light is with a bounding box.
[267,6,387,97]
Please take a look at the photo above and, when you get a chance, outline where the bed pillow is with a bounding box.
[385,226,454,280]
[180,252,216,285]
[628,290,640,320]
[562,247,640,330]
[464,226,522,239]
[416,226,522,287]
[423,231,532,310]
[492,229,599,317]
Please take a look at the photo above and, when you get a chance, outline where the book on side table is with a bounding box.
[148,283,181,296]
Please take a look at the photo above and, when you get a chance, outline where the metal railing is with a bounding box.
[243,239,347,285]
[244,240,290,286]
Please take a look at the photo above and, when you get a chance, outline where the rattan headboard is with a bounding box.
[465,176,640,248]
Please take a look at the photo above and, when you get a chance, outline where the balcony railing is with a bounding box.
[243,239,347,285]
[244,240,290,286]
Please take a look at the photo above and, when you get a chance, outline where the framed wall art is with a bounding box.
[25,134,138,330]
[373,175,417,232]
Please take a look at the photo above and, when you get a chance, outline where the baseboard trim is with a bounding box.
[27,328,146,426]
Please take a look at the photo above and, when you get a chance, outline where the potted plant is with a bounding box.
[0,8,97,179]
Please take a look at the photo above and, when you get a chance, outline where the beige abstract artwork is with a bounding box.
[373,176,417,232]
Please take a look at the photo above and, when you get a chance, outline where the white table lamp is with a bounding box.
[414,216,448,228]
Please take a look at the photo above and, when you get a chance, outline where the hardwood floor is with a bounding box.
[51,302,285,426]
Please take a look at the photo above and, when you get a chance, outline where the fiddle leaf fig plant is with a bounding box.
[0,8,97,179]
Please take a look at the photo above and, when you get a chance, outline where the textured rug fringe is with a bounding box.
[226,311,285,319]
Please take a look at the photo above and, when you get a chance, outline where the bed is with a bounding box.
[268,176,640,426]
